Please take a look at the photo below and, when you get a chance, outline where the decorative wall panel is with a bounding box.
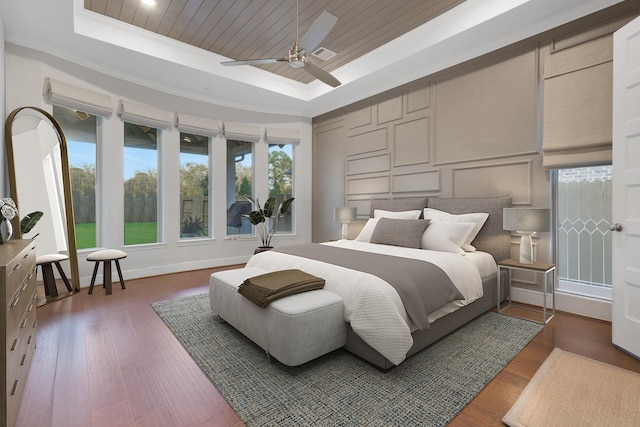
[347,175,389,195]
[377,96,403,124]
[392,170,439,193]
[394,117,429,166]
[406,86,430,113]
[452,160,532,204]
[347,153,390,176]
[346,104,372,130]
[347,127,388,155]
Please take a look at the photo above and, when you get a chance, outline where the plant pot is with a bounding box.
[254,246,273,254]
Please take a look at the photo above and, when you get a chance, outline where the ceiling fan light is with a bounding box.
[289,60,305,69]
[140,0,158,7]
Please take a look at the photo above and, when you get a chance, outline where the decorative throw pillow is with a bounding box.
[423,208,489,251]
[420,221,476,254]
[370,218,430,249]
[373,209,422,219]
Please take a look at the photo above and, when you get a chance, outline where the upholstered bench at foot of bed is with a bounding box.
[209,267,347,367]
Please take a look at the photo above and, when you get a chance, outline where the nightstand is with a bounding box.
[497,259,555,324]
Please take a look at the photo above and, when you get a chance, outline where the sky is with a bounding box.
[68,140,209,180]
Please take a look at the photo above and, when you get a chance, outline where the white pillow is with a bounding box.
[423,208,489,251]
[373,209,422,219]
[420,222,476,254]
[355,218,380,242]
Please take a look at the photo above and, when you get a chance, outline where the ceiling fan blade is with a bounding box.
[299,11,338,53]
[221,58,287,66]
[304,61,341,87]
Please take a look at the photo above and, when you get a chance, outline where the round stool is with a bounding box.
[87,249,127,295]
[36,254,73,298]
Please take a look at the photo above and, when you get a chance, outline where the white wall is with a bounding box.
[0,12,6,197]
[4,45,313,286]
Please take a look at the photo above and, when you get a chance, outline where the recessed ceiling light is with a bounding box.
[140,0,158,7]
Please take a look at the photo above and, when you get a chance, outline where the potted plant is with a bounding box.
[244,196,294,252]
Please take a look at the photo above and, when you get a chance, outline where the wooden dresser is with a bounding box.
[0,239,37,427]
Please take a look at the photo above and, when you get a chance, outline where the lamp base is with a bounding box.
[519,233,534,264]
[341,222,348,240]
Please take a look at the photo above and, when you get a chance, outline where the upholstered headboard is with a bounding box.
[427,195,512,262]
[369,197,429,217]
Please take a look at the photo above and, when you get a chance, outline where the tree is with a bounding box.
[268,149,292,197]
[180,162,208,197]
[238,176,252,197]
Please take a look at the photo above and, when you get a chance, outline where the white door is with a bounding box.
[612,16,640,358]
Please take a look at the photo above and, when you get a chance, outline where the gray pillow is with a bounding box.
[370,218,430,249]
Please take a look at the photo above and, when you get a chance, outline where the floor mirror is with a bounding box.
[5,106,80,304]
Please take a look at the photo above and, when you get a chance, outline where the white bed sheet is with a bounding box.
[245,241,493,365]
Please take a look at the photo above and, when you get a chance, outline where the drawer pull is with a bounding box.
[27,334,33,345]
[20,353,26,366]
[10,337,19,351]
[32,320,37,328]
[20,317,28,328]
[27,303,34,312]
[10,379,19,396]
[21,281,29,291]
[10,296,20,308]
[12,262,21,272]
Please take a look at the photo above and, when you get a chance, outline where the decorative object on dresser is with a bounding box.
[0,239,37,427]
[334,206,356,240]
[502,208,551,264]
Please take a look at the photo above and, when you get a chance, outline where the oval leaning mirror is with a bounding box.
[5,106,80,304]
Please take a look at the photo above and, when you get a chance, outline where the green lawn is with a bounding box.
[74,222,158,248]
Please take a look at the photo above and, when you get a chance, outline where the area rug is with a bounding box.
[152,293,544,426]
[503,348,640,427]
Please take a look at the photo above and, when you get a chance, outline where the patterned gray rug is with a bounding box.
[152,293,543,427]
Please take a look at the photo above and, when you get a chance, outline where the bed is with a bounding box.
[246,195,513,369]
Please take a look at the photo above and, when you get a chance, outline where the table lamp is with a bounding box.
[503,208,551,264]
[334,207,356,240]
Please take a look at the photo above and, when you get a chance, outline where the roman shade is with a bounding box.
[44,78,113,117]
[542,36,613,169]
[223,122,261,142]
[264,128,300,145]
[118,100,172,129]
[175,113,219,137]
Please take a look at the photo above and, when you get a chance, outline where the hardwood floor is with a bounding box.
[16,267,640,427]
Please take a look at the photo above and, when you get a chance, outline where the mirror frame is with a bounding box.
[5,106,80,294]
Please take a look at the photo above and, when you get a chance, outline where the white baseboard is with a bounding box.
[511,287,612,321]
[78,255,252,288]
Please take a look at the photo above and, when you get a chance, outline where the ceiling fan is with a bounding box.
[221,0,341,88]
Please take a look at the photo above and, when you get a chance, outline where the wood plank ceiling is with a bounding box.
[84,0,465,84]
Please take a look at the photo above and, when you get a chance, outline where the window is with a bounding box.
[268,143,294,234]
[123,122,159,245]
[555,165,612,300]
[180,132,209,238]
[53,105,97,249]
[226,139,253,235]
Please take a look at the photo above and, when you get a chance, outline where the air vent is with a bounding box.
[311,47,337,61]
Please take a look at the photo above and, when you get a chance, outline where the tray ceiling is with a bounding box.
[83,0,465,84]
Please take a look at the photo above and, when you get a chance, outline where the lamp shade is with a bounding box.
[503,208,551,232]
[334,207,356,223]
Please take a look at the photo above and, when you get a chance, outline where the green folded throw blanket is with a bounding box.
[238,269,325,308]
